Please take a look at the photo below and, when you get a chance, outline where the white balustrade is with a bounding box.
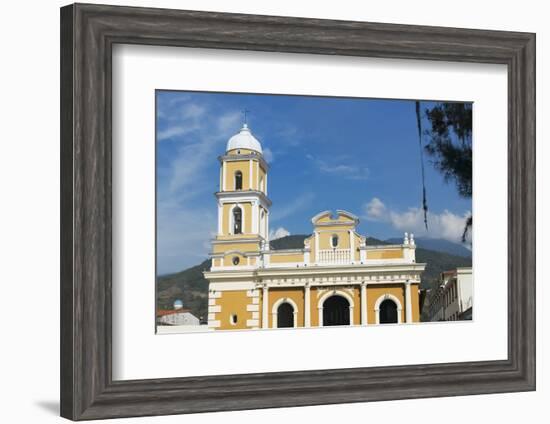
[317,248,352,264]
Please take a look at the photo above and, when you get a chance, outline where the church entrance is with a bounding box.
[322,295,350,326]
[379,299,398,324]
[276,303,294,328]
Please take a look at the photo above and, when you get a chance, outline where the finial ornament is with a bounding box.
[404,232,409,245]
[410,233,415,245]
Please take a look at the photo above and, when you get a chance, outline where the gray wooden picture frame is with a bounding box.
[60,3,536,421]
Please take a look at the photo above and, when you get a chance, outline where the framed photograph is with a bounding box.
[60,3,535,420]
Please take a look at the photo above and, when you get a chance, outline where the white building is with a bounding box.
[427,267,473,321]
[157,300,201,326]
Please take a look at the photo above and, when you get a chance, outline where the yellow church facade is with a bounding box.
[204,123,426,330]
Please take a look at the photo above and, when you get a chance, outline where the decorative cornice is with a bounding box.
[215,190,272,207]
[218,153,269,171]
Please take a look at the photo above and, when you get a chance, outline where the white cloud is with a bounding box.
[157,103,206,141]
[181,103,205,120]
[269,227,290,240]
[156,198,216,274]
[158,105,241,195]
[156,97,242,272]
[364,197,387,220]
[307,154,369,180]
[363,197,471,244]
[217,111,242,133]
[263,147,274,163]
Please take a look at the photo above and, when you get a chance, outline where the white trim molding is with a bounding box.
[374,293,403,324]
[317,289,355,327]
[271,297,299,328]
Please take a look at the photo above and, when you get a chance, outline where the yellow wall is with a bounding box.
[259,166,266,193]
[318,229,351,249]
[366,285,406,323]
[216,290,252,330]
[269,252,305,263]
[212,241,260,254]
[221,203,231,234]
[225,160,251,191]
[366,249,404,260]
[213,282,419,330]
[267,288,305,328]
[411,283,420,322]
[220,253,259,266]
[251,160,258,190]
[220,202,253,235]
[354,233,362,261]
[310,287,321,327]
[308,287,360,326]
[222,252,247,267]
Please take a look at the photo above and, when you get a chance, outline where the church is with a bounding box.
[203,123,426,330]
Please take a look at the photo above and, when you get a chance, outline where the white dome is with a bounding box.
[226,124,263,154]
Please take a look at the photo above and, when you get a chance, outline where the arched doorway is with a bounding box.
[322,295,350,326]
[379,299,398,324]
[277,303,294,328]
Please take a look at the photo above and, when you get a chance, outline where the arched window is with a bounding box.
[322,295,350,326]
[277,303,294,328]
[331,234,339,248]
[259,176,264,192]
[379,299,398,324]
[233,206,242,234]
[235,171,243,190]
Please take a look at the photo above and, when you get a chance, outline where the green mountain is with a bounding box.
[157,259,211,321]
[157,235,471,318]
[385,237,472,258]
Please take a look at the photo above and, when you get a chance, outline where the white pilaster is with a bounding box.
[252,201,259,234]
[349,230,355,263]
[265,211,270,241]
[405,280,413,323]
[217,202,223,235]
[222,161,227,191]
[249,160,253,190]
[314,231,319,263]
[304,283,311,327]
[360,282,368,325]
[262,284,269,329]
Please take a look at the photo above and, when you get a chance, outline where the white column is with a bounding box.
[265,173,268,195]
[349,230,355,263]
[262,285,269,329]
[405,280,413,323]
[265,211,270,241]
[314,231,319,263]
[360,282,368,325]
[252,201,259,234]
[304,283,311,327]
[222,161,227,191]
[217,202,223,235]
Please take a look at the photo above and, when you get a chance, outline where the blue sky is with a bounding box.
[156,90,472,274]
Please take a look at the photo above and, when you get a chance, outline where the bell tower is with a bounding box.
[210,123,271,270]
